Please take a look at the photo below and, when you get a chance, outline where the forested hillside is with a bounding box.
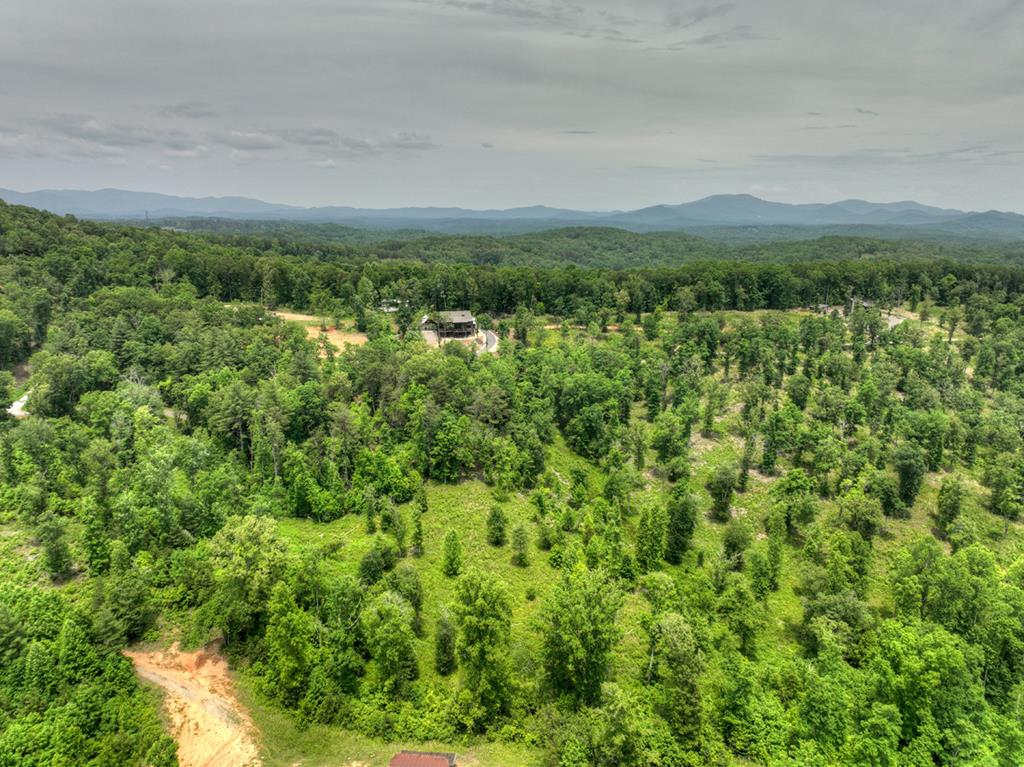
[3,199,1024,766]
[140,217,1024,269]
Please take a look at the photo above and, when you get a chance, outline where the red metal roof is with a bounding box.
[389,752,456,767]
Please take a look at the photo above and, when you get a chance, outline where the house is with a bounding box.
[388,751,457,767]
[421,310,477,339]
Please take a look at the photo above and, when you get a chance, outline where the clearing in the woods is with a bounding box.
[272,310,369,352]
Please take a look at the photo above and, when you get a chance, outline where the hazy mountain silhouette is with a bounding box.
[2,188,1022,240]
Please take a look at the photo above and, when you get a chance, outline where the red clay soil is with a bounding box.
[124,643,261,767]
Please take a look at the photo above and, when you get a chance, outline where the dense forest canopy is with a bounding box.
[137,215,1024,268]
[4,198,1024,766]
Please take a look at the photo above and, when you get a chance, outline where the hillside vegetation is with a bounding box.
[3,201,1024,765]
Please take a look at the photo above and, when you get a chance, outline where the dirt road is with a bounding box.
[125,643,261,767]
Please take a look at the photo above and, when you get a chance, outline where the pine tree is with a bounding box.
[487,504,507,546]
[665,484,697,565]
[80,496,110,575]
[37,513,72,581]
[635,505,665,573]
[442,529,462,577]
[512,523,530,567]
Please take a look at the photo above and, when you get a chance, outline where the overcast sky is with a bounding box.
[1,0,1023,210]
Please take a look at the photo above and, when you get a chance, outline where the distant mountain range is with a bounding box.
[3,187,1024,241]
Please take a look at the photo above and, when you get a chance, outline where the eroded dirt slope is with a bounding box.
[125,643,261,767]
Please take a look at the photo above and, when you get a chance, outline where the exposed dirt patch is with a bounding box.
[272,311,368,354]
[125,643,261,767]
[689,433,719,455]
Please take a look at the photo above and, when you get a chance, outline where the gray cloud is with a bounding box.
[423,0,581,24]
[665,3,735,29]
[803,124,858,131]
[753,145,1022,167]
[211,130,285,151]
[37,114,155,148]
[971,0,1024,28]
[1,0,1023,210]
[160,101,217,119]
[688,24,763,46]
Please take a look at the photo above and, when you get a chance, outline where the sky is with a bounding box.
[1,0,1023,211]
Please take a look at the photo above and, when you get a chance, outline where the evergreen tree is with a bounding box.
[511,523,530,567]
[665,484,697,565]
[653,613,704,749]
[486,504,508,546]
[635,504,665,573]
[37,514,72,581]
[442,529,462,577]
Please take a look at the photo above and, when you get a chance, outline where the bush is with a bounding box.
[359,535,399,586]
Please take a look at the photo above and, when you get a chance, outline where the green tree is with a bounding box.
[37,513,72,581]
[936,474,965,536]
[893,442,927,507]
[786,373,812,410]
[707,463,738,522]
[635,504,665,573]
[360,591,418,697]
[665,484,697,565]
[452,570,513,725]
[653,613,704,749]
[442,528,462,577]
[839,487,883,541]
[987,459,1023,535]
[434,610,457,676]
[411,508,424,556]
[511,523,530,567]
[539,567,622,706]
[264,581,316,707]
[486,504,508,546]
[359,535,399,586]
[206,515,289,641]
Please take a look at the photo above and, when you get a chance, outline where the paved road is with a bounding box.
[482,330,499,354]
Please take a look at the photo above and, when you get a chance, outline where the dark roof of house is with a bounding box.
[437,310,475,324]
[388,751,457,767]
